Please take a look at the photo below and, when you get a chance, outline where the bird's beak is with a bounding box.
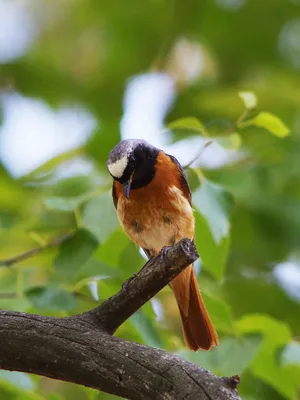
[123,180,131,199]
[123,173,134,199]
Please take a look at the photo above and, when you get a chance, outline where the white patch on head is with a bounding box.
[108,155,128,178]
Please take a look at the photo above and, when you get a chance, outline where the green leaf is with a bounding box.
[94,228,130,269]
[130,308,163,348]
[180,335,262,376]
[44,195,86,212]
[77,257,122,281]
[168,117,207,135]
[203,293,235,334]
[44,189,106,212]
[280,342,300,367]
[184,168,201,192]
[216,133,242,150]
[0,297,32,312]
[0,371,36,391]
[239,91,257,110]
[194,211,230,280]
[23,148,83,180]
[46,395,64,400]
[245,112,290,137]
[236,314,291,344]
[119,241,145,277]
[82,192,119,242]
[25,286,77,310]
[237,314,295,399]
[0,270,33,312]
[0,269,34,292]
[193,179,234,244]
[54,229,99,282]
[223,276,300,332]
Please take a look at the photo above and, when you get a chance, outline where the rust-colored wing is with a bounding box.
[167,154,192,206]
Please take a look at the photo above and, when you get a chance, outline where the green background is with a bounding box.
[0,0,300,399]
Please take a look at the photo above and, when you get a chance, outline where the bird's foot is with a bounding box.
[159,246,171,259]
[122,273,137,291]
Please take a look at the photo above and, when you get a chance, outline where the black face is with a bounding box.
[107,139,160,194]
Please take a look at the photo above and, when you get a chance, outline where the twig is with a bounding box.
[183,140,213,169]
[0,232,75,267]
[0,291,97,302]
[0,292,17,299]
[222,109,249,135]
[183,110,251,170]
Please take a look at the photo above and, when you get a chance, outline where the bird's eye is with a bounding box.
[128,156,135,167]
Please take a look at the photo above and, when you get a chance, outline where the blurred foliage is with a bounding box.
[1,0,300,399]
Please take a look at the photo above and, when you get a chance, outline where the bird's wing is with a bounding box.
[167,154,192,206]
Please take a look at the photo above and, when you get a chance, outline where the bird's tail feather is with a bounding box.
[170,265,219,351]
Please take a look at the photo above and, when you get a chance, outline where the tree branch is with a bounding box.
[0,239,240,400]
[0,232,75,267]
[89,238,199,333]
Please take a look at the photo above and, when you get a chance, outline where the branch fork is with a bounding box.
[0,239,240,400]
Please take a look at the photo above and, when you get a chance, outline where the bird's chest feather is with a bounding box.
[116,185,194,253]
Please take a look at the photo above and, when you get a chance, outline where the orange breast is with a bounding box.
[114,152,195,254]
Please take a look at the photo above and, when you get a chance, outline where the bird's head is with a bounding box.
[107,139,159,198]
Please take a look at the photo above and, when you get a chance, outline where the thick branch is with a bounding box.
[0,239,240,400]
[0,312,239,399]
[89,238,199,332]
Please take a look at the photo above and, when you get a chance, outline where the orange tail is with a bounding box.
[169,265,219,351]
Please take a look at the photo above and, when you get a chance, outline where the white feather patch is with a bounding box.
[169,186,193,216]
[108,155,128,178]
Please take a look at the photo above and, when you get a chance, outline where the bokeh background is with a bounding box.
[0,0,300,399]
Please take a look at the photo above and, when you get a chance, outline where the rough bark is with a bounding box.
[0,239,240,400]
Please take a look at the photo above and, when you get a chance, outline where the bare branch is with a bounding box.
[222,109,250,135]
[0,239,240,399]
[0,232,75,267]
[183,140,213,169]
[0,310,239,400]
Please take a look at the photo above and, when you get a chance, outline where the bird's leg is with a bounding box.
[140,247,171,274]
[122,246,171,292]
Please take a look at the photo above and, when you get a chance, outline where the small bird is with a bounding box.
[107,139,218,351]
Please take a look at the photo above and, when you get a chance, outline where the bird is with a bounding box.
[107,139,219,351]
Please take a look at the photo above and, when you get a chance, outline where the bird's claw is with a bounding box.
[122,247,170,292]
[122,273,137,291]
[159,246,171,259]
